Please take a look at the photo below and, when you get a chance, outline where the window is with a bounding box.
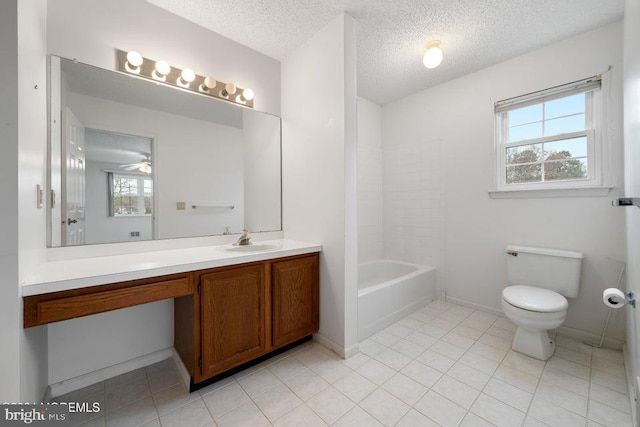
[494,77,603,193]
[108,173,153,216]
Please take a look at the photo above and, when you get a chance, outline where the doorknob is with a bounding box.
[66,218,78,225]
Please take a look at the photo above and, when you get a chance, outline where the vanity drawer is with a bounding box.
[24,273,193,327]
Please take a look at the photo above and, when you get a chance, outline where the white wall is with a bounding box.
[282,13,358,356]
[382,21,627,343]
[45,0,282,384]
[0,0,22,402]
[47,0,280,116]
[357,98,384,263]
[623,0,640,414]
[84,161,153,244]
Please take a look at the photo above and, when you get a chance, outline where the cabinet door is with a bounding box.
[272,255,319,347]
[200,264,265,378]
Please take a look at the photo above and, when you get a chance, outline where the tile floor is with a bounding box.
[56,300,632,427]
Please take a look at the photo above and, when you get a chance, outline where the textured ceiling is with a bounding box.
[147,0,624,105]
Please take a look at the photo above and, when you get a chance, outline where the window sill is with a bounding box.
[488,186,613,199]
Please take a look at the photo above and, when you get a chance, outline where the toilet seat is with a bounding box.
[502,285,568,313]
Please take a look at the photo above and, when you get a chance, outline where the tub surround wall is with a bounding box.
[282,13,358,357]
[382,21,627,343]
[623,0,640,414]
[357,98,384,263]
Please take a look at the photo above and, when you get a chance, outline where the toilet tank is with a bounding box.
[506,245,584,298]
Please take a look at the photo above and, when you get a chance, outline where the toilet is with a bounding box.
[501,245,584,361]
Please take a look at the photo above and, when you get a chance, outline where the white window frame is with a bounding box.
[108,172,153,217]
[492,77,607,196]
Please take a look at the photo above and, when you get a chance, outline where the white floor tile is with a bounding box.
[294,346,332,367]
[332,371,377,403]
[447,362,491,391]
[502,351,546,378]
[418,324,449,339]
[416,349,456,372]
[451,325,484,340]
[269,356,307,382]
[159,398,213,427]
[332,406,383,427]
[441,332,476,350]
[405,331,439,348]
[470,393,526,427]
[105,396,158,427]
[253,383,302,422]
[273,404,327,427]
[152,383,200,416]
[483,377,533,412]
[493,365,539,393]
[469,341,508,363]
[429,339,467,359]
[535,381,587,416]
[386,323,414,338]
[591,368,627,394]
[284,368,329,401]
[593,347,624,363]
[341,352,370,370]
[413,391,466,427]
[201,381,251,418]
[592,356,627,379]
[553,345,592,366]
[392,339,426,359]
[237,367,282,399]
[460,412,497,427]
[459,351,500,375]
[358,339,387,357]
[400,360,442,388]
[370,330,402,347]
[356,359,397,385]
[589,382,631,413]
[477,333,512,351]
[381,373,428,406]
[214,401,270,427]
[306,386,355,425]
[540,366,589,396]
[310,357,352,383]
[104,376,151,413]
[395,408,439,427]
[359,388,410,426]
[588,400,632,427]
[431,375,480,410]
[528,397,586,427]
[374,348,412,370]
[546,356,590,380]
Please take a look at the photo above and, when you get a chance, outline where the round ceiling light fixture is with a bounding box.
[423,40,443,69]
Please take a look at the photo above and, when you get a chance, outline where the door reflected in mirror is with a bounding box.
[49,55,282,247]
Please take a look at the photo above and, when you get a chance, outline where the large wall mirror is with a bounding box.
[48,56,282,247]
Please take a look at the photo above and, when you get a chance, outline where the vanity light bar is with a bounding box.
[116,50,254,108]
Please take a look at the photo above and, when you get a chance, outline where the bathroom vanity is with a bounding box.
[22,240,320,388]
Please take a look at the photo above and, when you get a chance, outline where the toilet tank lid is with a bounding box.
[503,285,568,312]
[506,245,584,259]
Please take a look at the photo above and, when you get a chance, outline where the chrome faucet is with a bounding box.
[233,229,252,246]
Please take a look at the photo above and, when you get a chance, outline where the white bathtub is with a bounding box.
[358,260,437,340]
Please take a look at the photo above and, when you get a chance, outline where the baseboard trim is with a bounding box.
[49,347,174,398]
[445,295,624,350]
[171,348,191,390]
[313,333,348,358]
[623,343,637,427]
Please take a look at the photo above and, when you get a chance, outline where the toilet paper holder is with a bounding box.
[614,291,637,308]
[613,197,640,209]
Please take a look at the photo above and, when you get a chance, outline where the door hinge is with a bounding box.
[198,357,202,369]
[197,284,201,293]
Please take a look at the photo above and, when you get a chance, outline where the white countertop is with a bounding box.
[21,239,321,296]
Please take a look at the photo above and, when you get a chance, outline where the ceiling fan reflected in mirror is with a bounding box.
[120,154,152,173]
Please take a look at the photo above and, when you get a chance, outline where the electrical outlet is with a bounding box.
[176,202,186,210]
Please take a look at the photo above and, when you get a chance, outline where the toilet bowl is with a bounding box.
[501,285,568,360]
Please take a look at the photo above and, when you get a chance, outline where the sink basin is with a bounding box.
[222,244,281,253]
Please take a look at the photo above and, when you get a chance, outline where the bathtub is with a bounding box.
[358,260,437,340]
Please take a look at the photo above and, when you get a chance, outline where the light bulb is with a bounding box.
[155,60,171,76]
[180,68,195,84]
[242,88,254,101]
[423,41,443,69]
[221,83,236,97]
[200,77,217,92]
[126,51,143,69]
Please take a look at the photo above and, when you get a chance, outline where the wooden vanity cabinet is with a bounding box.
[175,253,319,385]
